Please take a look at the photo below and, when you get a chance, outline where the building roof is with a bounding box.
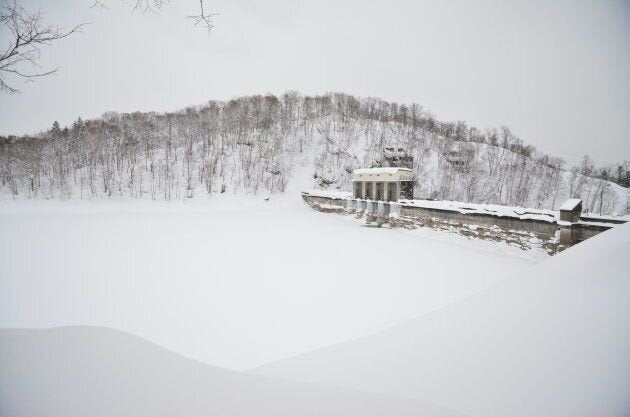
[353,167,413,175]
[559,199,582,211]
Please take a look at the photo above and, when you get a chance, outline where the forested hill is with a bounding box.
[1,92,628,215]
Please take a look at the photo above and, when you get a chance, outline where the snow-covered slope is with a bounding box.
[254,223,630,417]
[2,93,628,215]
[0,326,466,417]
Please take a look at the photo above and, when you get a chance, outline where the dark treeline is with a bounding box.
[1,92,628,214]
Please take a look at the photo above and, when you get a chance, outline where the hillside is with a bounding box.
[1,92,628,215]
[253,222,630,417]
[0,326,465,417]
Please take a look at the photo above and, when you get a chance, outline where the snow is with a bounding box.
[0,326,465,417]
[3,93,629,216]
[580,213,630,223]
[400,199,558,222]
[302,192,569,224]
[576,220,617,228]
[253,222,630,417]
[302,189,352,200]
[353,167,413,174]
[559,198,582,211]
[0,195,542,371]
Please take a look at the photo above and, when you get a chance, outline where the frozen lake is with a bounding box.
[0,197,545,369]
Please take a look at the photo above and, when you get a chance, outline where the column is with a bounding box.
[383,182,389,201]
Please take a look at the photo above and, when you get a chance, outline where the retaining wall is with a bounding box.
[570,222,612,245]
[301,193,625,254]
[399,205,559,240]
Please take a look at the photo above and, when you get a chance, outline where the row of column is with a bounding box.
[357,181,399,201]
[346,198,401,226]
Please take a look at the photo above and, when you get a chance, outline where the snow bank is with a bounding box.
[0,326,465,417]
[254,223,630,417]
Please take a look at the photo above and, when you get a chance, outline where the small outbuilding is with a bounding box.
[559,198,583,223]
[352,167,414,201]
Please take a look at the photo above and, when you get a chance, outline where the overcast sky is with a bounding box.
[1,0,629,165]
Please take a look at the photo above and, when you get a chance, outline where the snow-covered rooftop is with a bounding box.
[353,167,413,175]
[559,198,582,211]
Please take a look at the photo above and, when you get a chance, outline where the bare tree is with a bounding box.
[1,92,626,213]
[0,0,84,93]
[1,0,216,94]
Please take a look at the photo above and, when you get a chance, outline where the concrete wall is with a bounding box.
[565,223,612,245]
[400,206,559,240]
[302,194,347,207]
[301,193,625,254]
[301,194,347,214]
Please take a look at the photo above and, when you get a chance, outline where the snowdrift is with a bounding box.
[254,223,630,417]
[0,326,465,417]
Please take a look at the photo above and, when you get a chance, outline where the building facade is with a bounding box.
[352,167,414,201]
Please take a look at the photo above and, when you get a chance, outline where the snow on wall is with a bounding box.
[302,189,352,200]
[400,199,558,223]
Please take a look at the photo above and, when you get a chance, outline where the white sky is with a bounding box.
[1,0,629,165]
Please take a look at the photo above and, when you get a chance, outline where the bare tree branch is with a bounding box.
[187,0,217,34]
[125,0,216,33]
[130,0,169,14]
[127,0,219,33]
[0,0,85,93]
[89,1,109,10]
[0,0,216,94]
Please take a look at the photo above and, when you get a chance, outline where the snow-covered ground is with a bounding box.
[0,193,544,370]
[254,221,630,417]
[1,191,628,417]
[0,326,465,417]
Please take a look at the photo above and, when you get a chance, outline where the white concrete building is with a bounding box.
[352,167,414,201]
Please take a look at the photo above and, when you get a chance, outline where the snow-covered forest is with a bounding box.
[1,92,628,214]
